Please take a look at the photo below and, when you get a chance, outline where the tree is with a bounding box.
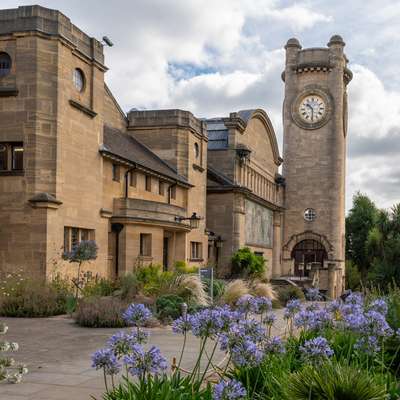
[345,192,378,278]
[63,240,98,300]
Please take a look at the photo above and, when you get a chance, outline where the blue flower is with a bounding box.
[264,336,285,354]
[124,344,167,378]
[284,299,302,319]
[368,299,388,316]
[306,288,322,301]
[122,304,152,327]
[236,295,258,314]
[172,316,192,334]
[300,336,333,363]
[190,308,225,338]
[231,339,263,367]
[263,312,276,326]
[213,379,247,400]
[355,335,380,355]
[294,306,332,331]
[107,330,149,357]
[254,297,272,314]
[91,348,120,375]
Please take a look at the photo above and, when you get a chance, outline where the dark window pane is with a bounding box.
[0,52,11,77]
[0,144,7,170]
[140,233,152,256]
[12,145,23,170]
[81,229,89,241]
[112,164,120,182]
[64,227,70,252]
[130,171,137,187]
[170,185,176,200]
[159,181,164,196]
[71,228,79,249]
[145,176,151,191]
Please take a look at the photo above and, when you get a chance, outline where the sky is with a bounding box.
[3,0,400,211]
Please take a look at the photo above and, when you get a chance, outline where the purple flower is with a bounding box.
[344,291,364,306]
[213,379,247,400]
[263,312,276,327]
[306,288,322,301]
[190,308,226,338]
[300,336,333,363]
[264,336,285,354]
[355,335,380,355]
[294,307,332,331]
[363,310,393,337]
[122,304,152,327]
[107,330,149,357]
[91,348,120,375]
[172,316,192,334]
[255,297,272,314]
[124,344,167,378]
[236,295,258,314]
[368,299,388,316]
[284,299,302,319]
[231,339,263,367]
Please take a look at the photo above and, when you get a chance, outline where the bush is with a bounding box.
[285,363,387,400]
[174,274,209,306]
[0,273,72,317]
[221,279,249,306]
[74,296,128,328]
[346,260,362,291]
[81,277,116,297]
[276,285,305,306]
[231,247,266,278]
[251,282,277,300]
[117,273,140,300]
[156,294,184,322]
[173,261,198,274]
[203,278,225,301]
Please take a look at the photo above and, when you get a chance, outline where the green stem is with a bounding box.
[190,337,208,382]
[177,330,187,370]
[200,340,219,383]
[103,368,109,392]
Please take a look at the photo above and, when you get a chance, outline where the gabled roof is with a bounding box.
[101,125,190,186]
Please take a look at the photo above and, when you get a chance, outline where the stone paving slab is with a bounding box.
[0,309,286,399]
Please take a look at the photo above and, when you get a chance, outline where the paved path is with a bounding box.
[0,309,286,399]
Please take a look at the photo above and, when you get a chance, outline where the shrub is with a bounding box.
[276,285,305,306]
[174,274,209,306]
[74,296,128,328]
[251,282,277,300]
[221,279,249,306]
[231,247,266,278]
[135,264,175,297]
[173,261,198,274]
[203,278,225,301]
[156,294,185,322]
[81,277,116,297]
[285,363,387,400]
[0,274,72,317]
[117,273,140,300]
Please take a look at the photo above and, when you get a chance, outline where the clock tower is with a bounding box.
[281,35,352,298]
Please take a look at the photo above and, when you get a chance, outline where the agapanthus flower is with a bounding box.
[124,344,167,378]
[263,312,276,327]
[355,335,380,355]
[122,304,152,327]
[327,299,342,314]
[306,288,322,301]
[294,307,332,331]
[213,379,247,400]
[190,308,225,338]
[300,336,334,363]
[91,348,121,375]
[368,299,388,316]
[284,299,302,319]
[231,339,264,367]
[255,297,272,314]
[264,336,285,354]
[236,294,258,314]
[363,310,393,337]
[344,291,364,306]
[107,330,148,357]
[172,316,192,334]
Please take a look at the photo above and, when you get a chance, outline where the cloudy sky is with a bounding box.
[4,0,400,211]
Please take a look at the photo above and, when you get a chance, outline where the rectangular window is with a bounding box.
[112,164,120,182]
[140,233,152,257]
[145,175,152,192]
[63,227,94,252]
[12,145,23,170]
[190,241,203,260]
[130,171,137,187]
[0,142,24,172]
[170,185,176,200]
[159,181,165,196]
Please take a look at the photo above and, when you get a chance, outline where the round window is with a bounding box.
[0,52,12,78]
[73,68,85,92]
[304,208,316,222]
[194,142,200,158]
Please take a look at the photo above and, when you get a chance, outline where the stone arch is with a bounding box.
[237,109,282,166]
[283,230,334,259]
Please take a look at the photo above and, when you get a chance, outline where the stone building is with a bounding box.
[0,5,351,297]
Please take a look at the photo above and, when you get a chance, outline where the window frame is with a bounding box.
[130,171,137,187]
[170,185,176,200]
[0,142,24,173]
[73,68,85,93]
[139,233,152,257]
[159,180,165,196]
[63,227,94,252]
[190,241,203,260]
[112,163,120,182]
[11,144,24,170]
[145,175,152,192]
[0,144,7,171]
[0,52,12,78]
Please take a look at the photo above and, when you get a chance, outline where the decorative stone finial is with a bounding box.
[328,35,345,47]
[285,38,301,50]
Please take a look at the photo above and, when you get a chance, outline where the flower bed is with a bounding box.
[91,290,400,399]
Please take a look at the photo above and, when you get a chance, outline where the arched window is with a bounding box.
[194,142,200,159]
[73,68,85,92]
[0,53,12,77]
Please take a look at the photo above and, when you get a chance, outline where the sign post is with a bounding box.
[199,267,214,303]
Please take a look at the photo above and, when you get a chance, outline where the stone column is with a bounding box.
[272,211,282,277]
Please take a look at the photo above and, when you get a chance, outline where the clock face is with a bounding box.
[299,95,326,123]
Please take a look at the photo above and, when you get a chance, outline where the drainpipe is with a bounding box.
[111,223,124,276]
[124,165,137,198]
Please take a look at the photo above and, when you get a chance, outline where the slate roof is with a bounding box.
[101,125,189,186]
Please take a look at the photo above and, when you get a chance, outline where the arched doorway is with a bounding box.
[291,239,327,277]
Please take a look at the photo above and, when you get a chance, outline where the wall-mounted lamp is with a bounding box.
[175,212,201,229]
[236,145,252,165]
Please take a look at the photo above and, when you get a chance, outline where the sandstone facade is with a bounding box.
[0,5,351,297]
